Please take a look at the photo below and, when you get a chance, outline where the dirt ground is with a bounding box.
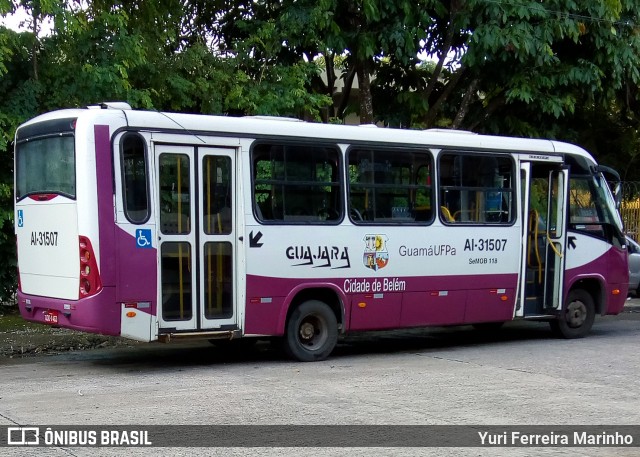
[0,305,138,359]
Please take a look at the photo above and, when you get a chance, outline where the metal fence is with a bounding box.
[621,182,640,241]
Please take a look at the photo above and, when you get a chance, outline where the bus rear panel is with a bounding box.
[15,113,121,336]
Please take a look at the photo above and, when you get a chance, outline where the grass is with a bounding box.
[0,305,134,359]
[0,305,51,332]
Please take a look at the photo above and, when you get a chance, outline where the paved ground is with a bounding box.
[1,301,639,456]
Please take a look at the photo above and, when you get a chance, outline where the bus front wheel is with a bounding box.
[549,289,595,339]
[283,300,338,362]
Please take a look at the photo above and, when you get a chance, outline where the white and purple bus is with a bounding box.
[14,103,628,361]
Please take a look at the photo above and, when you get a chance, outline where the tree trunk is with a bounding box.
[336,66,356,120]
[32,13,39,81]
[324,53,336,119]
[452,79,479,129]
[356,59,374,124]
[467,92,506,131]
[424,65,466,127]
[424,15,458,104]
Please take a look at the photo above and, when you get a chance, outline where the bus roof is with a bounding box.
[20,106,596,163]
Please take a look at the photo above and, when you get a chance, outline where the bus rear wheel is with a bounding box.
[549,289,595,339]
[283,300,338,362]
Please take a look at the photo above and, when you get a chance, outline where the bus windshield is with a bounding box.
[596,173,624,232]
[568,173,624,235]
[16,135,76,200]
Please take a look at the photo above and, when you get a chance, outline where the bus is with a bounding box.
[14,103,628,361]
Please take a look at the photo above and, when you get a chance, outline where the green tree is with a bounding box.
[0,27,40,303]
[381,0,640,136]
[214,0,432,123]
[0,0,333,303]
[460,1,640,133]
[3,0,640,304]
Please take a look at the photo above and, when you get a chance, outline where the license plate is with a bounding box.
[44,311,59,324]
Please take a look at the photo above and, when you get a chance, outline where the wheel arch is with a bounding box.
[278,284,346,334]
[564,275,606,315]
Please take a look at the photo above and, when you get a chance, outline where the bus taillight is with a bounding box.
[79,236,102,298]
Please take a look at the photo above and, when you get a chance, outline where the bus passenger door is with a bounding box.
[198,149,236,330]
[544,168,569,311]
[155,145,238,332]
[520,162,569,316]
[517,162,531,317]
[156,145,197,331]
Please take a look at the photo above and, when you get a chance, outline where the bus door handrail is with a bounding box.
[528,210,543,283]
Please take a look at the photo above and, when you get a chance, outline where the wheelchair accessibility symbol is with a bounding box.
[17,210,24,228]
[136,229,153,248]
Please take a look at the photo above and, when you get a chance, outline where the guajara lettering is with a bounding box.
[286,245,351,269]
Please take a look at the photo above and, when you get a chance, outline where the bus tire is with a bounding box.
[549,289,595,339]
[283,300,338,362]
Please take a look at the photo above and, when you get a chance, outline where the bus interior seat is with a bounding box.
[441,206,455,222]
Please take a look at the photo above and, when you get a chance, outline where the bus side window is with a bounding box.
[414,165,432,221]
[348,148,433,224]
[252,143,342,224]
[439,152,514,225]
[568,176,607,239]
[202,156,232,235]
[159,154,191,234]
[120,133,150,224]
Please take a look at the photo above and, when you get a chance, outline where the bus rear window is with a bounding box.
[16,135,76,200]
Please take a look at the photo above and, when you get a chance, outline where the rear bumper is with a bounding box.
[17,286,120,336]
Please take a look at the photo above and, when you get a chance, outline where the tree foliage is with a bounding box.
[1,0,640,301]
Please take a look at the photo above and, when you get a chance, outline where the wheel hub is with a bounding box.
[300,322,315,340]
[297,315,328,349]
[566,300,587,328]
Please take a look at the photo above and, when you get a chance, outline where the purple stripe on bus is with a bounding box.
[245,245,626,336]
[17,287,120,336]
[115,226,157,315]
[94,125,116,287]
[244,273,519,335]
